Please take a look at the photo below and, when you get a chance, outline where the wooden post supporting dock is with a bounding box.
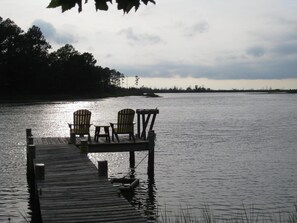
[26,129,35,174]
[147,130,156,177]
[98,160,108,178]
[26,128,42,222]
[27,145,36,172]
[35,163,45,180]
[129,151,135,168]
[26,128,32,144]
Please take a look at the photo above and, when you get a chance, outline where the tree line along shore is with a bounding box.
[1,16,136,99]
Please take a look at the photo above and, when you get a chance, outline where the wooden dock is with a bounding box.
[27,138,149,222]
[26,109,158,222]
[32,134,155,171]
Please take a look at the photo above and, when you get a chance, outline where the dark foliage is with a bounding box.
[47,0,156,13]
[0,17,125,98]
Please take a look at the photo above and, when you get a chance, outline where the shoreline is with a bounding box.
[0,92,144,103]
[0,89,295,103]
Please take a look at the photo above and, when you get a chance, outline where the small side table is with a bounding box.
[94,125,110,143]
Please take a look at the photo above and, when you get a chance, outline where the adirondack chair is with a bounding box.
[110,108,135,142]
[68,109,92,142]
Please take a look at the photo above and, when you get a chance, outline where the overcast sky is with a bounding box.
[1,0,297,89]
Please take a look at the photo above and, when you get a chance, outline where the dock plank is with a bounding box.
[34,137,150,152]
[33,143,147,223]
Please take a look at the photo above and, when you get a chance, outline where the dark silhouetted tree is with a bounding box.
[0,17,129,97]
[0,17,25,93]
[135,75,139,87]
[109,69,124,88]
[23,26,51,92]
[47,0,156,13]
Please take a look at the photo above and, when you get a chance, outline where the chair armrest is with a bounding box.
[110,123,135,126]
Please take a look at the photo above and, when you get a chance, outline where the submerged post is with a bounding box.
[98,161,108,178]
[147,130,156,177]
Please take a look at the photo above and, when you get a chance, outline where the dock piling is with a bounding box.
[129,151,135,168]
[35,163,45,180]
[27,145,36,173]
[27,144,36,159]
[26,128,32,142]
[26,128,34,146]
[98,160,108,178]
[148,130,155,177]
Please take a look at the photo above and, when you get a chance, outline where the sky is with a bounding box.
[1,0,297,89]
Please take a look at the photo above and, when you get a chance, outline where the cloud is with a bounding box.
[273,43,297,55]
[174,21,209,37]
[185,21,209,36]
[32,19,75,45]
[246,46,265,57]
[119,28,164,45]
[118,57,297,80]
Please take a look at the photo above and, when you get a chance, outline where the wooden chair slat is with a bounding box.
[110,109,135,142]
[69,109,92,141]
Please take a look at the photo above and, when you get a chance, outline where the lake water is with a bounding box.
[1,93,297,222]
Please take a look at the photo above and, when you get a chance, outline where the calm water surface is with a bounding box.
[1,93,297,222]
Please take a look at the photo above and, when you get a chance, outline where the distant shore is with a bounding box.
[0,89,296,103]
[0,91,145,103]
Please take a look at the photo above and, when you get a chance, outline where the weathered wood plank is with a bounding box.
[33,143,147,223]
[34,137,150,153]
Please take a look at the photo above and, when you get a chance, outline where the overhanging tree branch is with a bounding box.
[47,0,156,13]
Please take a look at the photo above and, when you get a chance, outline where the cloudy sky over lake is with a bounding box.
[1,0,297,89]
